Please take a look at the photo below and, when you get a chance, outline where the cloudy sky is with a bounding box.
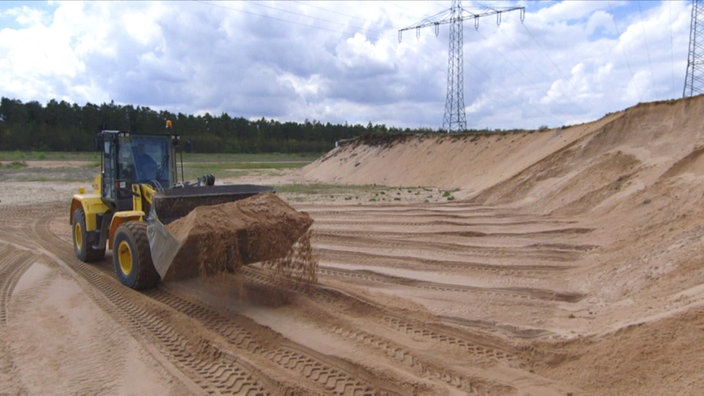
[0,1,694,130]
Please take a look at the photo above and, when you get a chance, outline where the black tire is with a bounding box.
[113,221,160,290]
[72,208,105,262]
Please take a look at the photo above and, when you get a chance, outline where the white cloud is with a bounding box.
[586,10,617,37]
[625,70,653,102]
[336,32,395,74]
[0,1,696,131]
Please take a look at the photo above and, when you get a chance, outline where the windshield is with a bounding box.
[118,135,172,187]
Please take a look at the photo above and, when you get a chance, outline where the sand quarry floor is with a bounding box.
[2,96,704,395]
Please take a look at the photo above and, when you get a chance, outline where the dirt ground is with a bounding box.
[1,96,704,395]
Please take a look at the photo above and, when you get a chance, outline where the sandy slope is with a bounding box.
[304,95,704,393]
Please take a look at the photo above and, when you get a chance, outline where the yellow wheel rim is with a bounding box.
[74,222,83,249]
[117,240,133,275]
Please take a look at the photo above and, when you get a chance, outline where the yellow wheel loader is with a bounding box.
[69,129,300,290]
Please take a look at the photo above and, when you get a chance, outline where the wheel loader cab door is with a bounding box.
[102,139,116,204]
[101,136,133,211]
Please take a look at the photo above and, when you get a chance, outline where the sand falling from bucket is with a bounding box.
[163,193,314,280]
[261,229,318,290]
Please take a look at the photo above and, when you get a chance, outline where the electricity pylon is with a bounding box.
[684,0,704,97]
[399,1,525,132]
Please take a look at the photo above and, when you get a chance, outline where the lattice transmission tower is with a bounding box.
[399,1,524,132]
[684,0,704,97]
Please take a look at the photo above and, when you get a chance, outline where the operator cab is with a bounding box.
[98,131,179,212]
[119,135,172,186]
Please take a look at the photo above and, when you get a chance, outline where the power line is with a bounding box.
[669,1,677,91]
[291,1,375,26]
[398,0,524,132]
[636,2,656,84]
[606,1,639,101]
[684,0,704,97]
[253,1,390,39]
[199,1,387,38]
[521,23,565,78]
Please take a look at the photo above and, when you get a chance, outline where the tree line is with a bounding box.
[0,97,427,153]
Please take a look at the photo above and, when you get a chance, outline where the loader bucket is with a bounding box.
[151,184,275,225]
[146,189,313,281]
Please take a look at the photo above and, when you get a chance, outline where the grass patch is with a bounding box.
[0,151,100,161]
[441,188,460,200]
[176,152,319,180]
[276,183,379,195]
[1,151,319,165]
[0,161,28,169]
[182,152,320,163]
[276,184,447,204]
[185,161,308,172]
[180,164,295,181]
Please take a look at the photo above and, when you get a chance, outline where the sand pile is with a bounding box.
[304,96,704,215]
[162,193,314,279]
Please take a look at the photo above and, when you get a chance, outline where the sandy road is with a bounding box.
[0,196,598,395]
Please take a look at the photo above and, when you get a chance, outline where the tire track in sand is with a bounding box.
[316,248,573,275]
[241,267,525,367]
[31,209,275,395]
[239,265,570,393]
[0,243,34,395]
[318,266,585,302]
[149,288,396,395]
[34,205,401,395]
[19,200,574,394]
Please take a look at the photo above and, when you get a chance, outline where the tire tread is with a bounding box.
[114,221,160,290]
[73,209,105,262]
